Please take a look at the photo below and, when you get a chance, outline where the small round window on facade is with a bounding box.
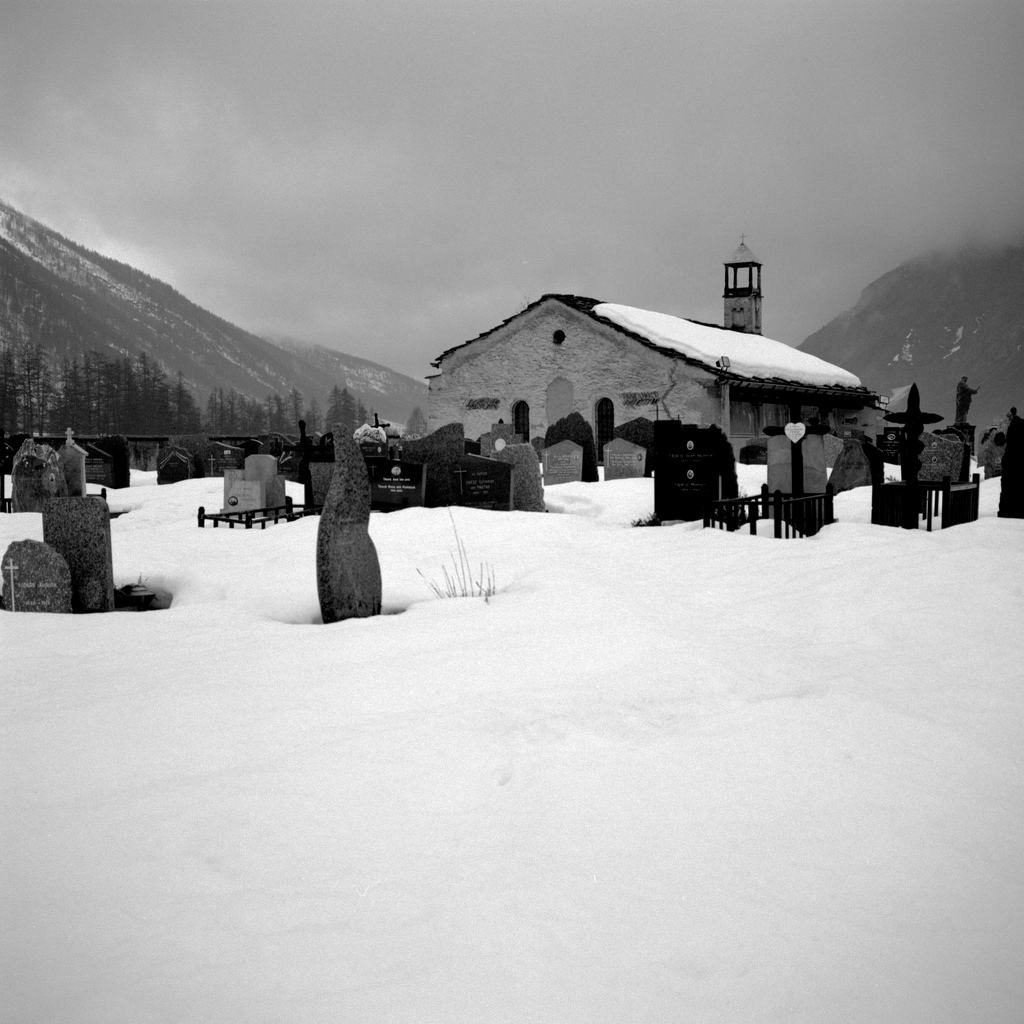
[553,330,565,344]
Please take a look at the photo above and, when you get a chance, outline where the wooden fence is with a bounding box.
[870,475,979,530]
[197,498,321,530]
[704,485,835,538]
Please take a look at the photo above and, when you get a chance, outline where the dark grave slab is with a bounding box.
[84,444,115,488]
[359,438,388,460]
[42,497,115,613]
[739,438,768,465]
[157,446,194,485]
[366,459,427,512]
[495,443,546,512]
[998,416,1024,518]
[400,422,466,507]
[653,422,736,521]
[876,427,903,464]
[208,441,244,476]
[11,440,68,512]
[602,438,646,480]
[542,440,584,485]
[464,439,482,456]
[1,540,73,613]
[451,455,512,511]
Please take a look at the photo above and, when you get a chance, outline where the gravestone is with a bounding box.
[208,441,244,476]
[822,433,846,468]
[613,417,654,477]
[653,422,737,521]
[316,427,382,623]
[367,459,427,512]
[401,422,466,507]
[309,462,336,506]
[157,446,194,485]
[480,423,521,459]
[96,435,130,488]
[544,412,599,482]
[977,427,1006,479]
[58,429,88,497]
[359,437,388,460]
[84,443,115,488]
[495,442,546,511]
[221,470,266,513]
[243,454,286,508]
[828,439,884,495]
[543,440,584,485]
[1,540,73,613]
[42,497,115,613]
[876,427,903,464]
[451,455,513,510]
[917,432,968,483]
[11,439,67,512]
[766,427,828,496]
[463,439,482,456]
[602,437,647,480]
[997,416,1023,519]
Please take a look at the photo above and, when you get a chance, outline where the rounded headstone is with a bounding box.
[1,540,73,613]
[495,442,546,511]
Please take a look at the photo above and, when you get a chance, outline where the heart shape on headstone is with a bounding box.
[784,422,806,444]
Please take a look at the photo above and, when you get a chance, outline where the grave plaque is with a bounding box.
[42,496,115,613]
[602,438,646,480]
[367,460,427,512]
[157,446,194,485]
[208,442,244,476]
[542,440,583,485]
[221,471,266,513]
[876,427,903,464]
[653,422,735,521]
[359,438,388,460]
[1,540,73,613]
[916,432,969,483]
[84,444,115,487]
[452,455,512,511]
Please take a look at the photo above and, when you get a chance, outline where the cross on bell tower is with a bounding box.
[723,237,762,334]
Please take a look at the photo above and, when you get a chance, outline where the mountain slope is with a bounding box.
[0,200,426,423]
[800,245,1024,428]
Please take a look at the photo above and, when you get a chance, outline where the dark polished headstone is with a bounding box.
[367,459,427,512]
[653,422,736,521]
[400,422,466,507]
[157,446,194,485]
[42,497,115,613]
[1,540,73,613]
[451,455,512,511]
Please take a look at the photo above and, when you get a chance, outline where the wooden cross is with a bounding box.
[4,559,17,613]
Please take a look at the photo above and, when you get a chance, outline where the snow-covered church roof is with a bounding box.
[432,294,866,393]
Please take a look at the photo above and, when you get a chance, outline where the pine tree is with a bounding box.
[405,406,428,437]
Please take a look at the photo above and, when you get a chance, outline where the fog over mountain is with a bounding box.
[800,244,1024,429]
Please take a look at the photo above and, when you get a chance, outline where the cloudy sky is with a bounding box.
[3,0,1023,382]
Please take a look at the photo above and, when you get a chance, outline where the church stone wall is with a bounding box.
[427,302,723,443]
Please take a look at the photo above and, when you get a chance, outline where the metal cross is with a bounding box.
[740,233,746,245]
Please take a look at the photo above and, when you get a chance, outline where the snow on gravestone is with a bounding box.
[602,437,647,481]
[316,427,382,623]
[42,497,115,613]
[542,440,583,485]
[1,540,73,613]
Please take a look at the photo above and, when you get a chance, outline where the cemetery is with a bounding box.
[2,404,1022,1024]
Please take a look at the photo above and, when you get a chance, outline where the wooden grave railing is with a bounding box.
[197,497,322,530]
[870,474,979,531]
[704,484,835,539]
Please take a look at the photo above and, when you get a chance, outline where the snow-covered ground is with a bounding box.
[2,466,1022,1024]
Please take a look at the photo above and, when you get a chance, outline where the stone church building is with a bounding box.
[426,243,879,457]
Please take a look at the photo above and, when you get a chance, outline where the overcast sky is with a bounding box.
[3,0,1023,382]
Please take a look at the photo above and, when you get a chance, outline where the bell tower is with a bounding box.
[723,237,762,334]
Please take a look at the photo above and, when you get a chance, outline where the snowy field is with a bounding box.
[2,465,1023,1024]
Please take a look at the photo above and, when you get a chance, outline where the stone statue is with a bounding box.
[955,376,978,424]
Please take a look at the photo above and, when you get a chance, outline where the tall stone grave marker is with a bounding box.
[309,462,336,506]
[11,439,67,512]
[653,422,736,521]
[828,439,885,495]
[58,429,88,497]
[766,423,828,496]
[243,454,286,509]
[602,437,647,480]
[42,497,115,613]
[917,432,969,483]
[495,442,546,511]
[1,540,73,613]
[316,426,382,623]
[542,440,583,485]
[221,470,266,513]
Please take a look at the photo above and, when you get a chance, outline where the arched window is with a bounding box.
[596,397,615,462]
[512,400,530,441]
